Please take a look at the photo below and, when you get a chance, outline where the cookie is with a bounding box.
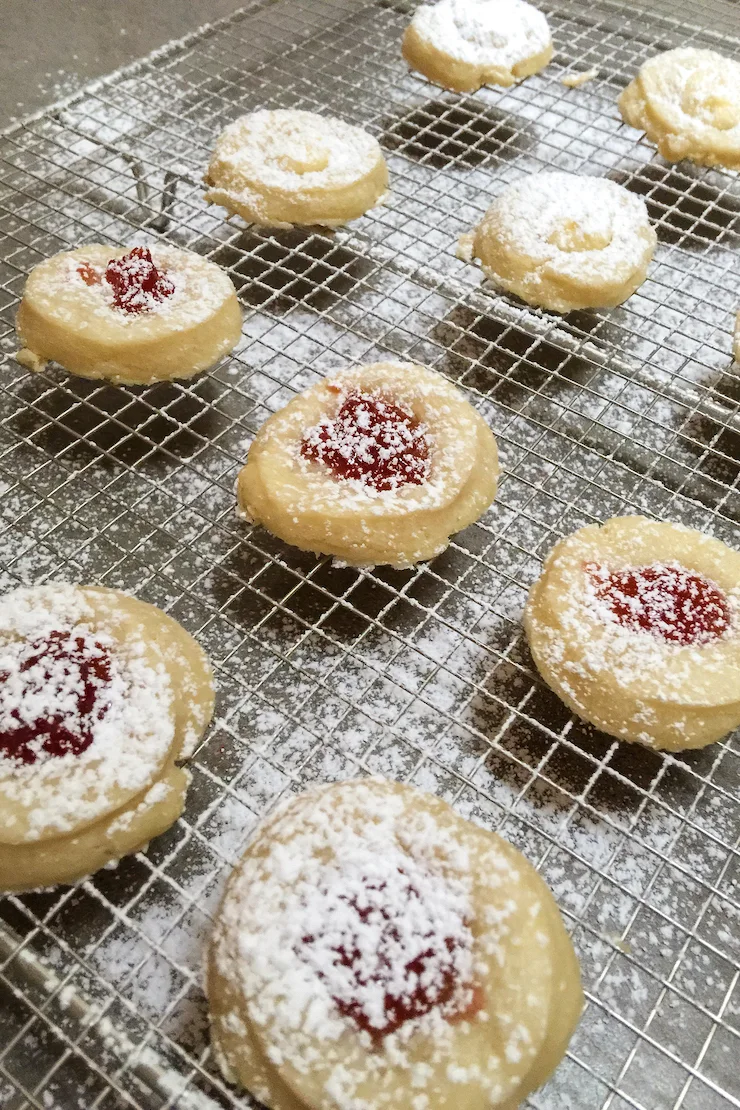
[461,171,656,313]
[15,244,241,384]
[236,361,499,568]
[0,584,214,891]
[204,109,388,228]
[619,48,740,169]
[524,516,740,750]
[208,777,583,1110]
[402,0,552,93]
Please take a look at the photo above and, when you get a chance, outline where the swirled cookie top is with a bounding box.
[410,0,551,67]
[0,584,175,842]
[208,110,383,192]
[638,48,740,139]
[484,171,652,279]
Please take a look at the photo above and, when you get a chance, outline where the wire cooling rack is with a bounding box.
[0,0,739,1106]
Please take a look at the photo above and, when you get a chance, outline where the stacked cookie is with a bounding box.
[209,778,583,1110]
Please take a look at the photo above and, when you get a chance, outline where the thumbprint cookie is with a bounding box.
[208,777,583,1110]
[236,361,499,568]
[15,244,241,384]
[204,110,389,228]
[402,0,553,93]
[524,516,740,751]
[0,584,214,892]
[619,49,740,170]
[460,171,656,314]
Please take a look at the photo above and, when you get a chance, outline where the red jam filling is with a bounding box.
[0,630,112,764]
[105,247,175,313]
[300,873,477,1041]
[301,392,430,492]
[77,247,174,314]
[587,562,731,645]
[76,261,101,287]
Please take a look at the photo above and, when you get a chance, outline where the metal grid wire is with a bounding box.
[0,0,739,1106]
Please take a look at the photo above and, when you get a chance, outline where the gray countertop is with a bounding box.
[0,0,248,131]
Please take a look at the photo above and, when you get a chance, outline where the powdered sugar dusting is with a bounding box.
[99,247,175,314]
[0,629,114,764]
[60,251,184,322]
[538,580,738,703]
[622,48,740,164]
[410,0,551,68]
[225,787,479,1050]
[292,857,474,1038]
[260,362,481,511]
[0,585,175,840]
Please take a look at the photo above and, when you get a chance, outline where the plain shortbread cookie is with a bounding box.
[204,109,389,228]
[461,171,656,313]
[619,48,740,169]
[402,0,553,93]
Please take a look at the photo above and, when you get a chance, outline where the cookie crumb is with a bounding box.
[562,67,598,88]
[456,231,475,263]
[15,347,47,373]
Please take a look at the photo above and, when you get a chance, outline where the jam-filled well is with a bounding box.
[77,247,174,314]
[0,630,113,764]
[588,562,731,645]
[301,391,430,492]
[298,868,477,1041]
